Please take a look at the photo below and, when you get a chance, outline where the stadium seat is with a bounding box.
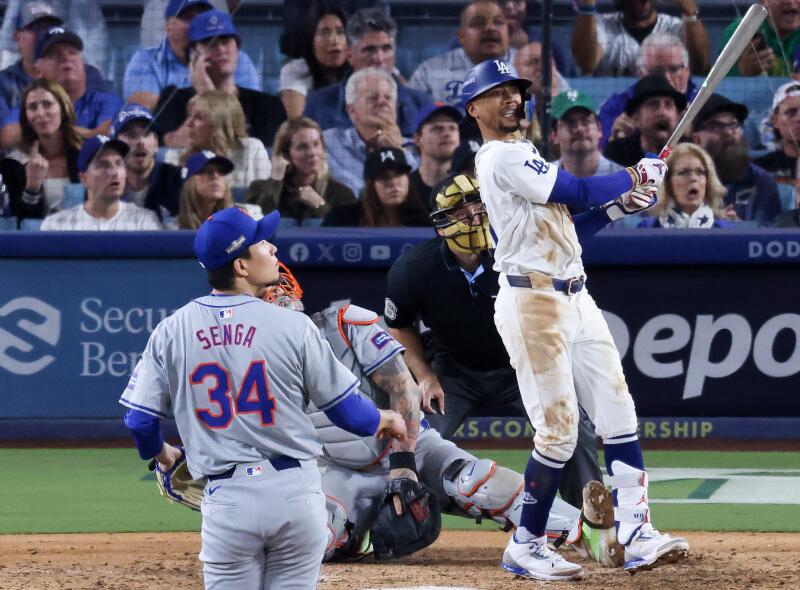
[62,184,86,209]
[19,218,42,231]
[777,183,797,212]
[232,186,247,203]
[0,217,17,231]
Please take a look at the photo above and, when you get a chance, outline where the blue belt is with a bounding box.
[207,456,300,481]
[506,274,585,295]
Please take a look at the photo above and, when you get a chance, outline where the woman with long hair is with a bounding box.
[323,147,430,227]
[248,117,355,225]
[8,79,83,218]
[164,91,270,188]
[639,143,735,228]
[279,3,350,118]
[174,151,261,230]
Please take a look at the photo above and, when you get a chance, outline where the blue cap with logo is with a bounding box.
[188,10,240,45]
[35,26,83,60]
[194,207,280,269]
[78,135,130,173]
[460,58,531,106]
[183,151,235,180]
[165,0,213,19]
[111,104,156,137]
[412,101,463,134]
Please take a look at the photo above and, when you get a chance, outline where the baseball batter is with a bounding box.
[462,59,690,580]
[261,264,618,566]
[119,207,406,590]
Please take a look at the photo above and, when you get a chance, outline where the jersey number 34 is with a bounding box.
[191,360,276,429]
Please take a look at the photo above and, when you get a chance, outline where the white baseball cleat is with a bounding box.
[502,535,585,581]
[623,523,689,572]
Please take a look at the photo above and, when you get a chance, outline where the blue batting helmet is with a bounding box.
[461,59,532,106]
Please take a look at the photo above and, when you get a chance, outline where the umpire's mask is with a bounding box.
[430,175,494,254]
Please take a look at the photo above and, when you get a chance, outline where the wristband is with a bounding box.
[389,451,417,473]
[682,14,699,23]
[577,5,597,15]
[24,186,43,196]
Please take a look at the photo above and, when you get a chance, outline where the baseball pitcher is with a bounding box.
[119,207,407,590]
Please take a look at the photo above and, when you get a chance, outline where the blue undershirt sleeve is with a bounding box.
[324,392,381,437]
[573,207,613,241]
[123,408,164,460]
[548,168,633,211]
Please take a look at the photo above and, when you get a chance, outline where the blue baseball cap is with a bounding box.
[77,135,130,173]
[111,104,156,137]
[188,10,240,45]
[165,0,212,19]
[183,151,235,180]
[35,26,82,60]
[194,207,281,269]
[412,101,463,134]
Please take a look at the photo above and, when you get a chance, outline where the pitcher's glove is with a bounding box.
[604,185,658,220]
[370,478,441,560]
[148,447,206,511]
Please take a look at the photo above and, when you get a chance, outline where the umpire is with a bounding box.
[385,175,601,508]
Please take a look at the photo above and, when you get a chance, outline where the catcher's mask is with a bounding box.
[430,175,493,254]
[262,261,304,311]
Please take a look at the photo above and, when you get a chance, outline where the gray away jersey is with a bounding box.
[308,304,404,469]
[120,294,360,479]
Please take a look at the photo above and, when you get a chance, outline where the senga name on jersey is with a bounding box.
[195,324,256,350]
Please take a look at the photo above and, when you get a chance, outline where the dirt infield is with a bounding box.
[0,530,797,590]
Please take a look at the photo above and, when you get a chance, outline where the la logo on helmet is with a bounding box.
[494,60,511,75]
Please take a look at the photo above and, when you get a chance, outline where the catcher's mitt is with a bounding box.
[370,478,441,560]
[148,448,206,511]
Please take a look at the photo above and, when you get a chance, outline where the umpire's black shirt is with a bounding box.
[384,237,509,371]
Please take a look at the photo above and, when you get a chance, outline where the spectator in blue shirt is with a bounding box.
[0,1,108,125]
[690,94,782,226]
[598,33,698,148]
[1,27,123,150]
[123,0,261,112]
[323,67,418,197]
[304,7,434,137]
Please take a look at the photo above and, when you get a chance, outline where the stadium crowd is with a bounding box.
[0,0,799,229]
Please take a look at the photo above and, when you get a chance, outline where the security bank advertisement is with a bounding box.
[0,230,798,439]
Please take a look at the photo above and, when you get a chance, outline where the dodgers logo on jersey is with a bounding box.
[371,331,392,350]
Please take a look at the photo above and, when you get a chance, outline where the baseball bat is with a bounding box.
[659,3,769,159]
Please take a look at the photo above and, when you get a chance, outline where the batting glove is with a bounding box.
[628,153,668,187]
[604,185,658,220]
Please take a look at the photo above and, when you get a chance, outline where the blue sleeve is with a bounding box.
[548,168,633,211]
[1,106,19,129]
[598,91,628,149]
[96,93,124,126]
[323,392,381,437]
[234,50,262,92]
[573,207,613,240]
[123,49,160,97]
[123,408,164,459]
[755,172,782,225]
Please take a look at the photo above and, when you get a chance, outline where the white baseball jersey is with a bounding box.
[307,304,404,469]
[120,294,360,478]
[40,202,162,231]
[474,139,584,279]
[594,13,684,76]
[408,47,518,106]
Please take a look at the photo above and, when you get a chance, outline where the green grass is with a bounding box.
[1,448,797,534]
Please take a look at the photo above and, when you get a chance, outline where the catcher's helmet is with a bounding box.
[262,261,304,311]
[430,175,494,254]
[461,58,531,106]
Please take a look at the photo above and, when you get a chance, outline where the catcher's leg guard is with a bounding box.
[442,459,523,528]
[323,495,371,562]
